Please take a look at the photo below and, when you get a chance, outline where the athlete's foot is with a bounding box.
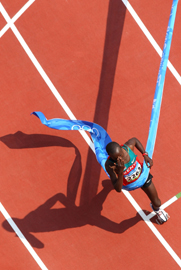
[150,203,170,224]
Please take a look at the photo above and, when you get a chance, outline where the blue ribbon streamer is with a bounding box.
[136,0,179,190]
[32,111,112,176]
[32,0,178,191]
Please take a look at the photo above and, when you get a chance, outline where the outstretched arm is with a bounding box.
[125,137,153,168]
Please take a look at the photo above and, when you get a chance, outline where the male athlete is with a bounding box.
[105,137,169,223]
[31,112,169,223]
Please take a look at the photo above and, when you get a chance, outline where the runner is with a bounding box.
[32,112,170,224]
[105,138,170,223]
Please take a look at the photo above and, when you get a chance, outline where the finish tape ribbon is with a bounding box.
[140,0,179,190]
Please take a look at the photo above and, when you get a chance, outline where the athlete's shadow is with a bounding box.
[2,180,142,249]
[0,131,82,204]
[1,132,142,248]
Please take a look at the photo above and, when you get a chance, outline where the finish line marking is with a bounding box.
[0,1,181,268]
[147,192,181,220]
[123,190,181,267]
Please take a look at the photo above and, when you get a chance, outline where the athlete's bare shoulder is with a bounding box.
[124,137,137,151]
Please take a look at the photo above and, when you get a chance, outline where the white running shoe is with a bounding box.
[150,203,170,223]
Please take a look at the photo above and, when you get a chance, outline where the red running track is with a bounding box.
[0,0,181,269]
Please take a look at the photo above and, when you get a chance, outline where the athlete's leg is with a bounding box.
[141,180,169,222]
[141,181,161,210]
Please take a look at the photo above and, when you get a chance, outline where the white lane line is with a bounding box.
[0,203,48,270]
[123,190,181,267]
[0,2,95,152]
[0,2,181,268]
[0,0,180,86]
[0,3,92,269]
[147,196,178,220]
[121,0,181,85]
[0,0,35,38]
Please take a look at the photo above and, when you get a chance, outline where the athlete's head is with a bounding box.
[106,142,122,160]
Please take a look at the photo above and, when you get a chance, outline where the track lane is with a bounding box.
[0,0,181,268]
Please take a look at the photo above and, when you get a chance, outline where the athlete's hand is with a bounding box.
[144,155,153,168]
[109,157,124,173]
[116,157,124,172]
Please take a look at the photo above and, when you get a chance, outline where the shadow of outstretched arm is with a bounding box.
[0,131,82,205]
